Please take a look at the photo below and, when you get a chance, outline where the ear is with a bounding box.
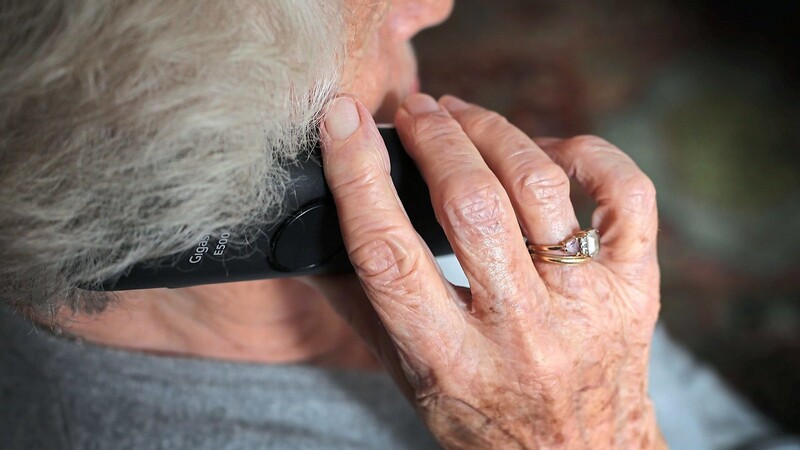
[388,0,454,42]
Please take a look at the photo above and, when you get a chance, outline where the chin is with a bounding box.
[373,45,420,123]
[373,100,399,124]
[373,80,419,123]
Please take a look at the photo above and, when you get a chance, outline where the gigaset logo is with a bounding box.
[188,235,211,264]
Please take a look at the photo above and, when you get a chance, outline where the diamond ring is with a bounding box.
[526,229,600,265]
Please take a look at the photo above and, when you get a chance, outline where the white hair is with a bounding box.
[0,0,347,317]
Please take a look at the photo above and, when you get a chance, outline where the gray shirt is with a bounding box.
[0,306,439,450]
[2,296,796,449]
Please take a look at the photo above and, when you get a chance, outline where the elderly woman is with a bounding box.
[0,1,788,449]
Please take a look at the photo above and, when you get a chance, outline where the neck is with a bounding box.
[58,279,380,370]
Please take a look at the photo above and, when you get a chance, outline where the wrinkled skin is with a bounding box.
[311,93,666,449]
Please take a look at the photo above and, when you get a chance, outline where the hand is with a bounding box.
[310,93,665,449]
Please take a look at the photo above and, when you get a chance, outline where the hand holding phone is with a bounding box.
[316,93,664,449]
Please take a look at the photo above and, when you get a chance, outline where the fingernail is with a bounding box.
[403,93,440,115]
[440,95,469,112]
[325,97,361,140]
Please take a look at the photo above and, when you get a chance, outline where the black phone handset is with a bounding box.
[93,126,451,291]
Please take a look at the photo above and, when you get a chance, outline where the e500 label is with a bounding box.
[188,232,231,264]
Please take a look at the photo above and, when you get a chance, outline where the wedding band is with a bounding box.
[527,228,600,265]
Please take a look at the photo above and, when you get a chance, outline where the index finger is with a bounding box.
[320,95,465,366]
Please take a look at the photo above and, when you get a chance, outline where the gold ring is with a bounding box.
[527,228,600,265]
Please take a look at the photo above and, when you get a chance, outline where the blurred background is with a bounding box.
[414,0,799,432]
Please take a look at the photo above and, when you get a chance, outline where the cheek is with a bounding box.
[340,1,423,116]
[341,43,393,114]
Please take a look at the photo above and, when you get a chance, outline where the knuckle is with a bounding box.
[465,110,509,135]
[443,186,508,242]
[443,184,508,237]
[411,112,466,148]
[327,160,385,196]
[348,232,422,291]
[568,134,617,153]
[567,135,636,168]
[619,174,657,214]
[516,162,570,205]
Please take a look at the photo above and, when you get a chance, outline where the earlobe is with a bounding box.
[388,0,455,42]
